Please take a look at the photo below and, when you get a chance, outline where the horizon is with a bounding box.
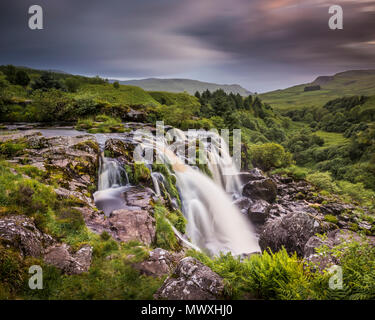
[7,64,375,94]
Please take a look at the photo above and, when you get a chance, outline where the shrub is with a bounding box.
[188,248,324,300]
[306,171,339,193]
[65,77,81,93]
[250,143,293,171]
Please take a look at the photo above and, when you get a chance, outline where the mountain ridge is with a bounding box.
[111,78,252,96]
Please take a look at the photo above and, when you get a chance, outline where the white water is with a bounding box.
[133,129,260,256]
[94,153,130,216]
[97,154,128,191]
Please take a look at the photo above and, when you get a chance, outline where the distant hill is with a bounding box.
[113,78,252,96]
[260,70,375,111]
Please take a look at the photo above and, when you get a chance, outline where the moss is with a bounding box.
[73,140,100,154]
[100,231,111,241]
[0,141,27,158]
[152,163,181,207]
[349,222,359,232]
[133,162,151,183]
[153,204,181,251]
[324,214,339,224]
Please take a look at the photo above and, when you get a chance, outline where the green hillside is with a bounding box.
[149,91,200,107]
[0,66,161,122]
[260,70,375,112]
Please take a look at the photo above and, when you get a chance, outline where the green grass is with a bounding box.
[314,131,350,146]
[260,70,375,111]
[75,83,160,107]
[75,115,127,133]
[149,91,200,106]
[0,159,164,300]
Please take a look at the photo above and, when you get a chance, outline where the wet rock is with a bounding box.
[233,197,253,214]
[133,248,182,277]
[259,211,321,256]
[124,186,154,211]
[243,178,277,203]
[109,209,156,245]
[247,200,270,224]
[154,257,225,300]
[44,244,93,275]
[0,215,54,258]
[247,168,266,181]
[104,138,136,162]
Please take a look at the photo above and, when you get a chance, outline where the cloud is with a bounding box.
[0,0,374,91]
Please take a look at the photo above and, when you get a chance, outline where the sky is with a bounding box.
[0,0,375,92]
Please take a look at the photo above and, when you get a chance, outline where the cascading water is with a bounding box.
[91,127,260,256]
[133,128,260,256]
[94,151,130,216]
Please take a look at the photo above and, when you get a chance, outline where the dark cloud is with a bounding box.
[0,0,374,92]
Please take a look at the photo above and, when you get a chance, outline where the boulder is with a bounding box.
[247,168,266,181]
[259,211,321,256]
[243,178,277,203]
[124,186,154,211]
[44,244,93,275]
[154,257,225,300]
[0,215,54,258]
[105,138,136,162]
[236,168,266,185]
[233,197,253,214]
[133,248,182,277]
[247,199,270,224]
[109,209,156,245]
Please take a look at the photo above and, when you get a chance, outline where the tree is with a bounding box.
[65,77,80,92]
[31,72,63,91]
[15,70,30,87]
[3,65,17,84]
[194,91,201,100]
[113,81,120,89]
[250,143,293,171]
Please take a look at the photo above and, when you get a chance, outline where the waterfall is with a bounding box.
[94,152,130,216]
[133,128,260,256]
[98,153,128,190]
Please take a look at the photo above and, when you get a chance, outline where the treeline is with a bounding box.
[286,95,375,136]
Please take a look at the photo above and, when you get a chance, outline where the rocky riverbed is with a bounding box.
[0,128,374,300]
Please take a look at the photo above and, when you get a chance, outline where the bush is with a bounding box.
[0,141,26,157]
[306,171,339,193]
[250,143,293,171]
[65,78,81,93]
[188,248,325,300]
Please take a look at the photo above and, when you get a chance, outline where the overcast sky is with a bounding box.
[0,0,375,92]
